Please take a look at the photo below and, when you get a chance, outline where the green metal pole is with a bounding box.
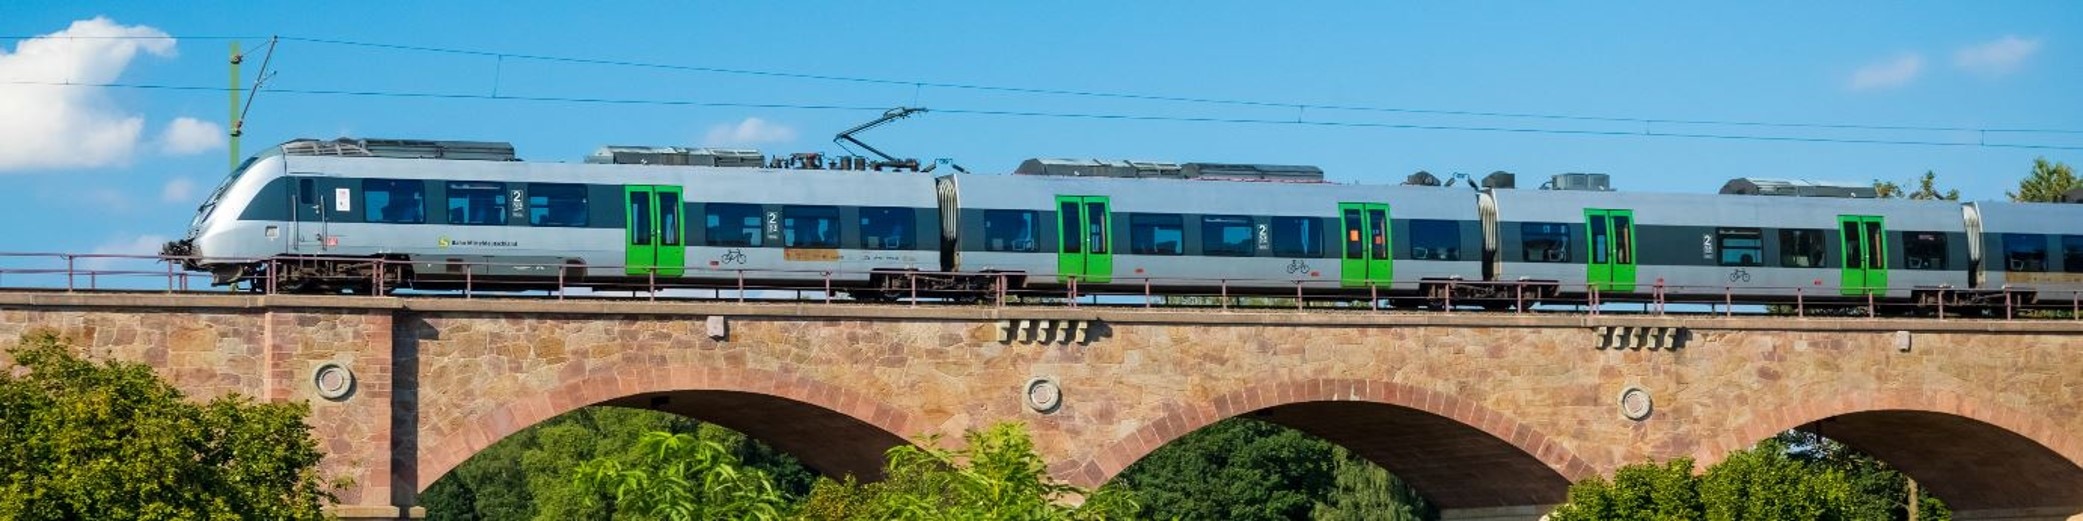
[229,41,241,171]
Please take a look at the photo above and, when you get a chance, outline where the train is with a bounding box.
[163,137,2083,311]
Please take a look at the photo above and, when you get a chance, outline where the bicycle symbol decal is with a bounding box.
[1286,259,1313,275]
[719,249,748,265]
[1728,268,1751,283]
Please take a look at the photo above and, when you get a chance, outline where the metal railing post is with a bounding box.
[372,259,384,296]
[1221,279,1229,311]
[1370,283,1378,311]
[1796,287,1805,318]
[1295,280,1304,311]
[1936,288,1945,320]
[556,263,566,301]
[823,272,833,304]
[165,257,176,293]
[1068,276,1078,309]
[736,270,746,303]
[1144,278,1153,309]
[1588,284,1600,316]
[65,255,75,292]
[1724,286,1734,318]
[267,259,278,294]
[1514,282,1525,314]
[1866,290,1875,319]
[1443,280,1454,313]
[995,274,1006,308]
[908,272,918,307]
[2005,288,2014,321]
[465,262,475,299]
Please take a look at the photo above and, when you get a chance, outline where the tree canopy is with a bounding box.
[1874,170,1960,201]
[0,330,335,521]
[1549,434,1949,521]
[794,422,1139,520]
[2008,157,2079,202]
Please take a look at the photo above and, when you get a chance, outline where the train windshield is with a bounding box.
[189,150,278,231]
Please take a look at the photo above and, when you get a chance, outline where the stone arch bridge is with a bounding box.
[1,293,2080,520]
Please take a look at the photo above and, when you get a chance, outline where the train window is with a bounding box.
[983,210,1039,252]
[1201,215,1254,257]
[2066,236,2083,273]
[1779,229,1827,268]
[1086,202,1109,255]
[1130,214,1184,256]
[1270,217,1322,258]
[704,203,763,247]
[2004,233,2047,272]
[658,191,681,246]
[1057,202,1081,254]
[783,205,841,248]
[363,179,426,224]
[527,184,589,227]
[859,207,915,250]
[1409,220,1461,261]
[1716,228,1763,266]
[1521,222,1571,263]
[629,193,651,245]
[1611,215,1633,264]
[446,182,507,225]
[1342,209,1364,259]
[1589,218,1608,263]
[1904,232,1948,270]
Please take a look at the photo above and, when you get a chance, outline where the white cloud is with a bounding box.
[1954,35,2040,75]
[702,117,798,147]
[0,17,176,173]
[159,117,224,155]
[161,177,196,203]
[1847,53,1924,91]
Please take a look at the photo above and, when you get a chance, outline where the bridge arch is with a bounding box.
[417,364,923,492]
[1077,378,1594,510]
[1699,389,2083,513]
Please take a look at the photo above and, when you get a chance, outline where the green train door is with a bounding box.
[1055,195,1113,283]
[1338,202,1392,287]
[1585,209,1637,292]
[623,185,686,276]
[1837,215,1887,296]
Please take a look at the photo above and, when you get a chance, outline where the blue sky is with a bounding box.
[1,2,2078,281]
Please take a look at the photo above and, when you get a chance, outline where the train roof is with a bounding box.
[1491,188,1970,230]
[279,155,940,206]
[949,172,1480,218]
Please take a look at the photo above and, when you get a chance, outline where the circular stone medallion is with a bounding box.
[1618,386,1653,421]
[313,362,356,400]
[1024,377,1062,413]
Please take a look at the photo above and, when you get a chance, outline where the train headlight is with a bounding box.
[265,226,280,240]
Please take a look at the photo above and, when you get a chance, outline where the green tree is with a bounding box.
[574,431,792,520]
[1547,458,1702,521]
[0,330,335,520]
[423,406,816,521]
[1698,437,1862,520]
[797,422,1139,520]
[1873,179,1903,199]
[1116,418,1336,520]
[2007,157,2079,202]
[1310,447,1434,521]
[1875,171,1960,201]
[1777,431,1950,520]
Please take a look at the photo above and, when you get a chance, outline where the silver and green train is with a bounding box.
[167,137,2083,310]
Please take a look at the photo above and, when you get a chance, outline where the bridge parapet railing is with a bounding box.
[0,251,2078,320]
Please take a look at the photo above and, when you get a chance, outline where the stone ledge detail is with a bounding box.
[1594,326,1687,350]
[998,319,1098,344]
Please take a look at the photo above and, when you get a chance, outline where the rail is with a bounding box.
[0,251,2078,320]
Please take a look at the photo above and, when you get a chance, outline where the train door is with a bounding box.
[1585,209,1637,292]
[1055,195,1113,283]
[1338,202,1393,287]
[1837,215,1887,295]
[623,185,686,276]
[287,176,327,253]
